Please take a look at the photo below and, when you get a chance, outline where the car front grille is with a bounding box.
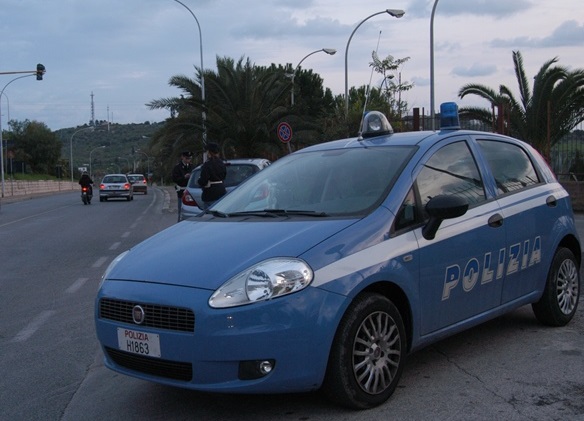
[105,347,193,381]
[99,298,195,332]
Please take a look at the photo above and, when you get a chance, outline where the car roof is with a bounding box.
[193,158,270,170]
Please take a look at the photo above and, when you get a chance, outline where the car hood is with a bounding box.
[106,218,357,290]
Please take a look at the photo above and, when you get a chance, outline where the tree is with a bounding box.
[7,120,62,175]
[147,56,291,170]
[370,53,413,119]
[458,51,584,158]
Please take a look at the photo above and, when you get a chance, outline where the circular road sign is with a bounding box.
[277,122,293,143]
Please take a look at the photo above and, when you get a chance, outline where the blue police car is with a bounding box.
[95,103,580,409]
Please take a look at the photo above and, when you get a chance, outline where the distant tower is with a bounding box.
[90,92,95,126]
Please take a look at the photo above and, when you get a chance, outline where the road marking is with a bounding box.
[66,277,88,294]
[0,205,74,228]
[12,310,56,342]
[92,256,108,268]
[122,231,130,238]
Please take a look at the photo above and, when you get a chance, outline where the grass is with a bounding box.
[10,173,60,181]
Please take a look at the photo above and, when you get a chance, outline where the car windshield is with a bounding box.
[212,146,415,217]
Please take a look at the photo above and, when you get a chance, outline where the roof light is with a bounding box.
[360,111,393,139]
[440,102,461,130]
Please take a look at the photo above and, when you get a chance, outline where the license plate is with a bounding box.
[117,328,161,358]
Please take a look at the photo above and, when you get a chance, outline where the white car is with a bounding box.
[99,174,134,202]
[180,158,270,219]
[127,174,148,194]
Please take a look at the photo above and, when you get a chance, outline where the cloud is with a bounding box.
[405,0,533,19]
[451,63,497,77]
[491,20,584,48]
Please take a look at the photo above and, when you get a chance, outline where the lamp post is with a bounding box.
[289,48,336,107]
[344,9,405,118]
[430,0,439,130]
[117,157,130,173]
[173,0,207,145]
[89,146,106,179]
[135,150,151,175]
[69,126,95,182]
[0,74,35,197]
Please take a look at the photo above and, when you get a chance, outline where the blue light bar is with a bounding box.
[440,102,460,130]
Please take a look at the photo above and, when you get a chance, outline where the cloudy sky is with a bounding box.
[1,0,582,131]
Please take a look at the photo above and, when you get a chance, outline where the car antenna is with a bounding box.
[358,30,382,141]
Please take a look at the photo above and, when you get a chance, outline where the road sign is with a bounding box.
[277,122,292,143]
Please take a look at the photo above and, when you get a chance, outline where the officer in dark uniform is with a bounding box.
[172,151,194,220]
[197,142,226,209]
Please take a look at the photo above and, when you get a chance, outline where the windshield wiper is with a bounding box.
[262,209,329,217]
[224,210,280,218]
[203,209,229,218]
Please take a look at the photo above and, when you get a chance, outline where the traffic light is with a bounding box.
[36,63,45,80]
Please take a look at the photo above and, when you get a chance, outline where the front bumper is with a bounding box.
[95,279,343,393]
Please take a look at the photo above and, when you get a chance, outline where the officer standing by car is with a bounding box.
[197,142,226,209]
[172,151,194,220]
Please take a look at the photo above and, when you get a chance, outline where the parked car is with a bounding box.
[180,158,271,219]
[94,103,580,409]
[127,173,148,194]
[99,174,133,202]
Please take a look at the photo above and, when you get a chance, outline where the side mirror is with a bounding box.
[422,195,468,240]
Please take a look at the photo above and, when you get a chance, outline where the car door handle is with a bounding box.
[488,213,503,228]
[546,195,557,207]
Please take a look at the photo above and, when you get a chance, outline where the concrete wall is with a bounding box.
[1,180,76,198]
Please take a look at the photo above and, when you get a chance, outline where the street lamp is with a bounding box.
[430,0,439,130]
[135,149,151,175]
[69,126,95,182]
[89,146,106,179]
[173,0,207,145]
[344,9,405,117]
[0,74,35,197]
[289,48,336,107]
[117,157,130,172]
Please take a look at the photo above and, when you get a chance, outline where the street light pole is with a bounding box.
[430,0,439,130]
[89,146,106,179]
[344,9,405,118]
[0,74,35,197]
[173,0,207,146]
[289,48,336,107]
[135,150,151,175]
[69,126,95,182]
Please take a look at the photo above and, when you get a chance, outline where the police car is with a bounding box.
[95,103,580,409]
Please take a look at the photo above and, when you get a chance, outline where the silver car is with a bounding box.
[127,174,148,194]
[180,158,270,219]
[99,174,134,202]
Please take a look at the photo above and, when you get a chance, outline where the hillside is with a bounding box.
[54,121,163,176]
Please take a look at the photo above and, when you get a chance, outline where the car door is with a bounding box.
[411,137,507,336]
[474,137,546,303]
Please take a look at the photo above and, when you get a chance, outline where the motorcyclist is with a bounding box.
[79,171,94,195]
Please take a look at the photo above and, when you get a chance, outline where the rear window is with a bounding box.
[103,176,127,183]
[188,164,260,188]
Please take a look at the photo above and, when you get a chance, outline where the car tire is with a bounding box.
[322,292,406,409]
[532,247,580,326]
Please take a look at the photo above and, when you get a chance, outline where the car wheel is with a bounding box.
[322,293,406,409]
[532,247,580,326]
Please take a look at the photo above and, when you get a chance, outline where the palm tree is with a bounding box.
[458,51,584,158]
[147,56,291,162]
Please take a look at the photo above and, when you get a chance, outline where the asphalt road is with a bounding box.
[0,190,582,421]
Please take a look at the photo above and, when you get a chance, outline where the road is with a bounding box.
[0,190,583,421]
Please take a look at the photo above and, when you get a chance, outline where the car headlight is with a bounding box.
[98,250,129,289]
[209,258,313,308]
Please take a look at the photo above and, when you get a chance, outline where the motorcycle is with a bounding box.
[81,185,93,205]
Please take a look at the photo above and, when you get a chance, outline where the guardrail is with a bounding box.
[1,180,77,198]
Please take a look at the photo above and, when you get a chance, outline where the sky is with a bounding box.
[1,0,582,131]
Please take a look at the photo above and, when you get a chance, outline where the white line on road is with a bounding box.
[109,242,121,250]
[92,256,108,268]
[121,231,130,238]
[65,277,89,294]
[12,310,56,342]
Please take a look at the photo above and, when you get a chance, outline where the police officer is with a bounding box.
[171,151,194,220]
[197,142,226,209]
